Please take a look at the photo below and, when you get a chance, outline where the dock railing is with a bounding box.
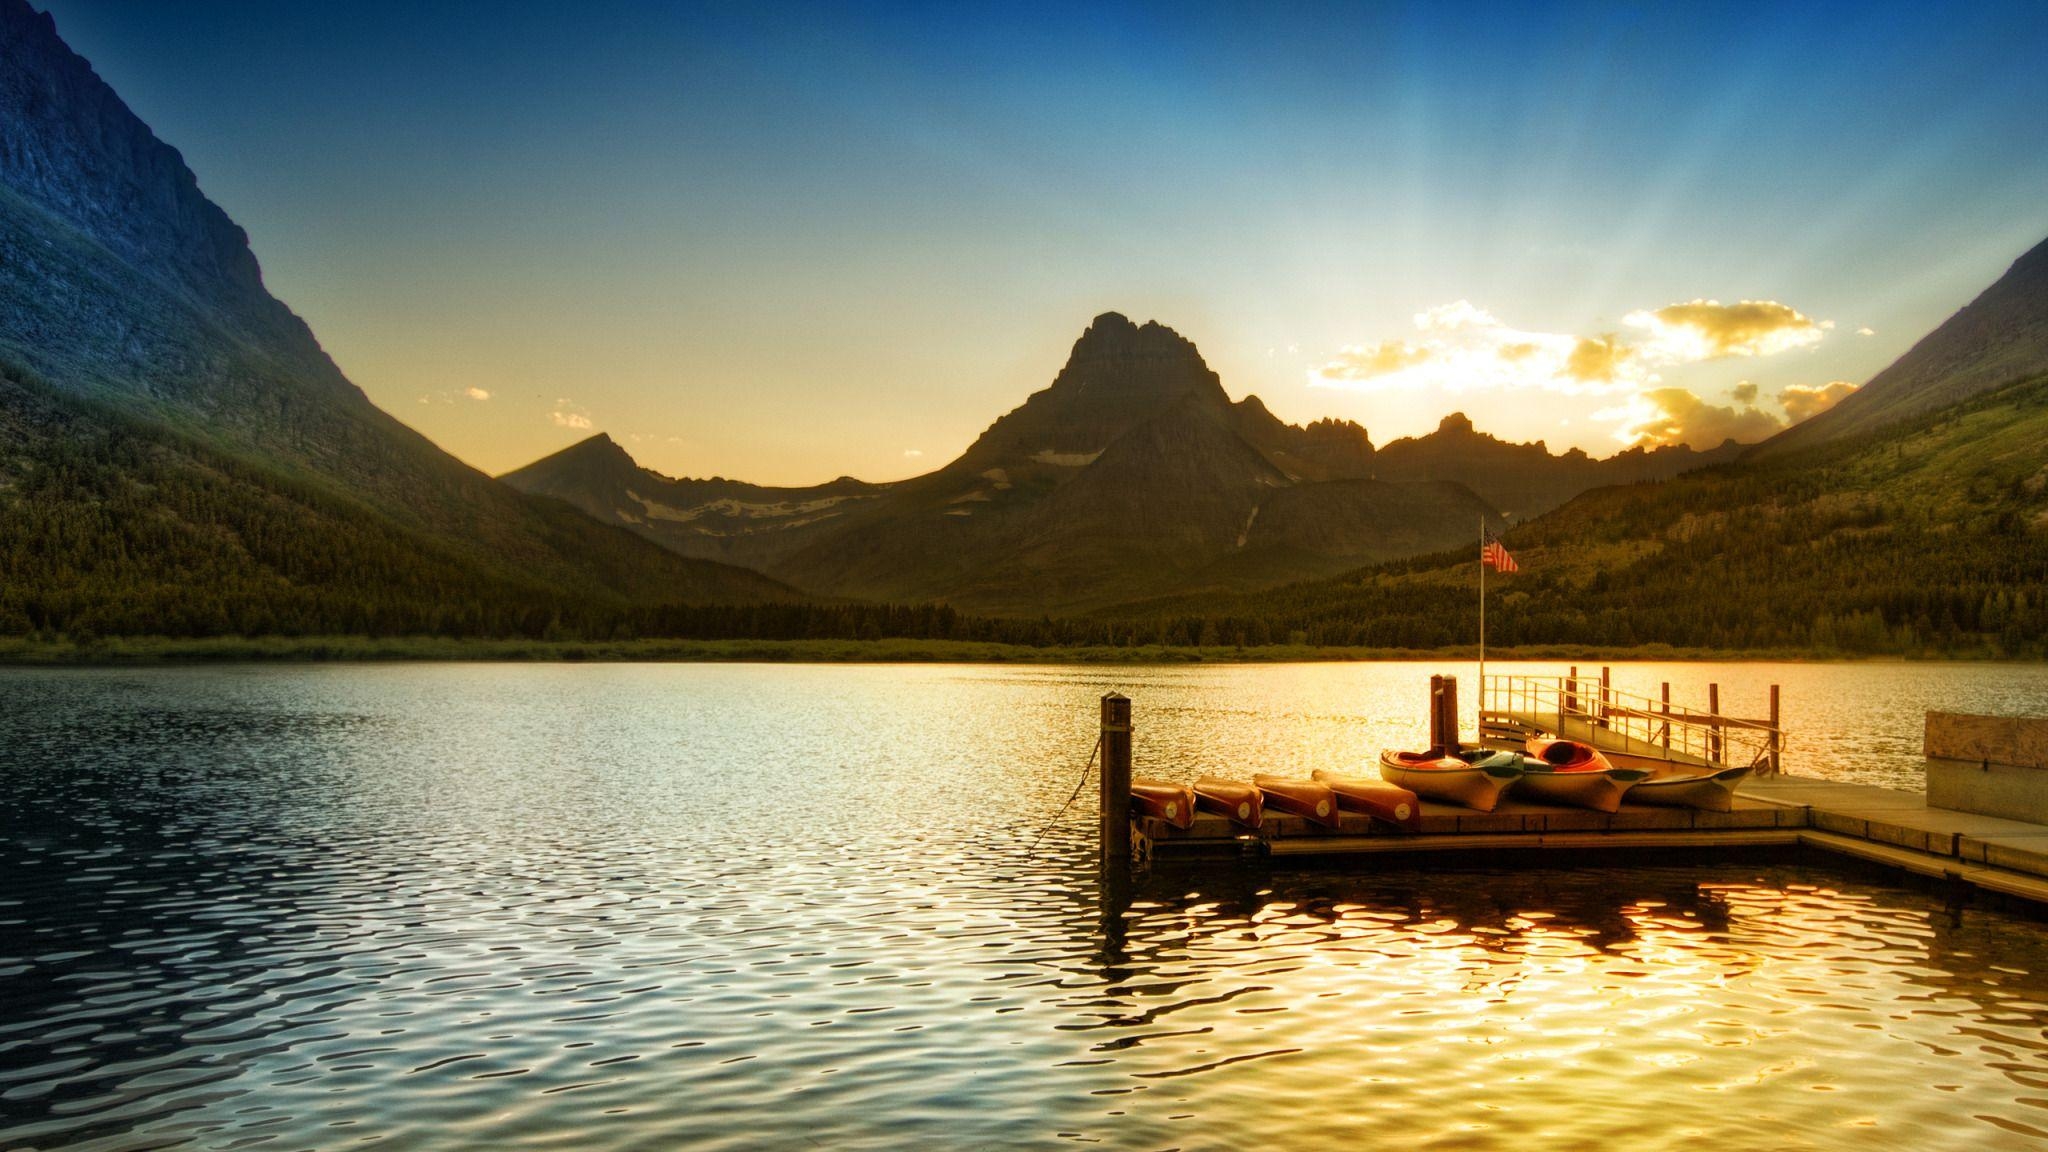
[1480,669,1783,773]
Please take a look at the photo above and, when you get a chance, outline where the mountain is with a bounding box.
[0,1,790,640]
[1137,369,2048,655]
[507,312,1739,612]
[1756,234,2048,455]
[509,313,1523,612]
[1373,412,1744,520]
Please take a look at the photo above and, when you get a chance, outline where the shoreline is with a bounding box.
[0,636,2006,666]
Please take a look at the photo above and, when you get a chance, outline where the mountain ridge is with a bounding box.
[0,0,795,638]
[504,312,1738,612]
[1755,234,2048,455]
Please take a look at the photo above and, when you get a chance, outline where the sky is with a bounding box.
[36,0,2048,484]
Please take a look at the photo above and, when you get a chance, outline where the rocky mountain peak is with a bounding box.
[1064,312,1205,369]
[3,1,264,305]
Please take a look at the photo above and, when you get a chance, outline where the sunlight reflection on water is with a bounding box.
[3,662,2048,1149]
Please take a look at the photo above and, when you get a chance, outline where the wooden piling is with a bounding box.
[1598,665,1612,729]
[1565,666,1578,720]
[1428,674,1444,752]
[1708,682,1723,765]
[1661,682,1672,752]
[1440,675,1460,751]
[1769,684,1782,775]
[1100,693,1132,872]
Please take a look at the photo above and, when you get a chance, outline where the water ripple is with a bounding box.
[3,663,2048,1149]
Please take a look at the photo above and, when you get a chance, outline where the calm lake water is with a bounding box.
[4,660,2048,1150]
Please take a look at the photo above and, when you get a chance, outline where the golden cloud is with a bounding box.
[1565,335,1630,383]
[1319,340,1433,381]
[1314,294,1828,400]
[1778,380,1858,423]
[550,410,593,430]
[1625,299,1826,359]
[464,386,491,401]
[1600,387,1785,449]
[1731,381,1758,404]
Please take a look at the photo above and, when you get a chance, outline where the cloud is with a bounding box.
[1856,326,1875,337]
[1312,301,1614,396]
[1318,339,1434,381]
[1565,335,1630,383]
[464,386,491,401]
[550,410,593,430]
[1313,294,1828,399]
[1731,381,1758,405]
[902,448,924,458]
[1598,387,1785,449]
[1624,299,1826,360]
[1778,380,1858,423]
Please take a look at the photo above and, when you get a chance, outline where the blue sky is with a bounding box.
[36,0,2048,481]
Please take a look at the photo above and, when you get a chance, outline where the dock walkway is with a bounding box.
[1143,773,2048,906]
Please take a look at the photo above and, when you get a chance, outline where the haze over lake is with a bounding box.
[8,662,2048,1149]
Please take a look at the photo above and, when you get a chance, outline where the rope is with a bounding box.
[1025,733,1103,856]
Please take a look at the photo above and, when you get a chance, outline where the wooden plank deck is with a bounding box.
[1144,772,2048,909]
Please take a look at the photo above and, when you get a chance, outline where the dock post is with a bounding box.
[1428,675,1445,752]
[1599,665,1612,729]
[1441,675,1460,751]
[1708,683,1723,765]
[1769,684,1782,775]
[1565,666,1578,724]
[1661,682,1671,751]
[1099,693,1132,873]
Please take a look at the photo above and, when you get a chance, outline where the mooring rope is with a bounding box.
[1024,733,1103,856]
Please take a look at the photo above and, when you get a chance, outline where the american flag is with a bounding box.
[1482,531,1518,573]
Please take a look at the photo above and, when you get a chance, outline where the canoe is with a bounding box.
[1377,749,1524,813]
[1514,763,1648,812]
[1252,775,1342,829]
[1526,736,1613,771]
[1194,777,1264,828]
[1312,770,1422,831]
[1129,780,1196,829]
[1617,761,1752,812]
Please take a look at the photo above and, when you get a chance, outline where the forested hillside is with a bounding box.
[1129,374,2048,656]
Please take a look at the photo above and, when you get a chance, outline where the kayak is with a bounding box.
[1194,777,1264,828]
[1129,780,1196,829]
[1377,749,1524,813]
[1526,736,1613,771]
[1512,763,1648,812]
[1609,756,1753,812]
[1252,775,1342,829]
[1312,770,1422,831]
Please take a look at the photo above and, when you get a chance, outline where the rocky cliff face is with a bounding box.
[1755,234,2048,456]
[0,0,793,615]
[0,1,333,382]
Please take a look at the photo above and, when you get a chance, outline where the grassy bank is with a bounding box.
[0,635,1881,666]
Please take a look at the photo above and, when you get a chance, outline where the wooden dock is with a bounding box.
[1098,684,2048,909]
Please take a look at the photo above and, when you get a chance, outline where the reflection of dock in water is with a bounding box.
[1093,680,2048,911]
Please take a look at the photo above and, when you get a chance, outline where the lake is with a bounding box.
[4,660,2048,1149]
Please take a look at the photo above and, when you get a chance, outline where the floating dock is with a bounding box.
[1098,679,2048,910]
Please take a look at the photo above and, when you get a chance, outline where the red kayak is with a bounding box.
[1252,775,1342,829]
[1129,780,1196,829]
[1312,770,1422,832]
[1193,777,1264,828]
[1526,737,1614,771]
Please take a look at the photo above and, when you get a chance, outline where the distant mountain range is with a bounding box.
[0,0,789,638]
[0,0,2042,649]
[505,314,1735,612]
